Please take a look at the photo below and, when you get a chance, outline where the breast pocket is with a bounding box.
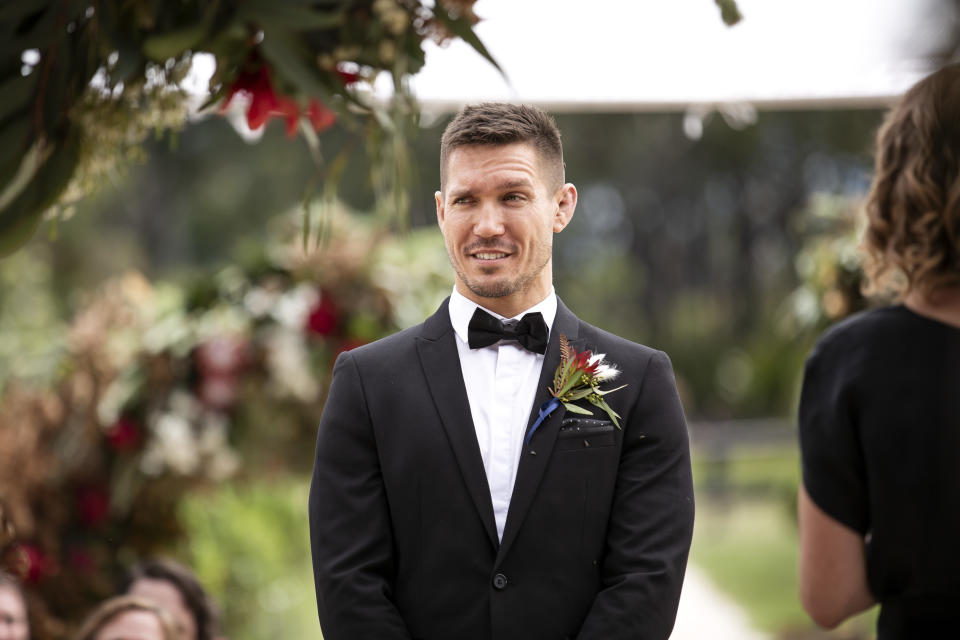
[555,417,617,451]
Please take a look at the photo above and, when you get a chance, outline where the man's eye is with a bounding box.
[503,193,524,202]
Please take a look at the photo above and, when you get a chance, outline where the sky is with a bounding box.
[398,0,948,110]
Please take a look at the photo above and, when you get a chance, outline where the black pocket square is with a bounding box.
[558,417,615,438]
[556,417,617,451]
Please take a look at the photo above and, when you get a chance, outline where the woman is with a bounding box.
[72,596,178,640]
[123,559,221,640]
[0,572,29,640]
[798,63,960,637]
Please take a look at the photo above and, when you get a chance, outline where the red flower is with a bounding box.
[221,66,337,136]
[106,416,142,452]
[571,349,600,377]
[306,293,339,336]
[306,98,336,133]
[14,544,57,584]
[77,485,111,528]
[336,68,360,86]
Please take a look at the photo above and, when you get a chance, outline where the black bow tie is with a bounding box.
[467,307,549,354]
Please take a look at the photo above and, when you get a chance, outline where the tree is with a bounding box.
[0,0,496,256]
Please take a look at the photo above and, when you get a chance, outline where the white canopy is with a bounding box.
[402,0,944,111]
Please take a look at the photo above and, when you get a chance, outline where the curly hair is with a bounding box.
[862,63,960,298]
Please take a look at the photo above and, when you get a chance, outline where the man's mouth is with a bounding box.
[472,252,510,261]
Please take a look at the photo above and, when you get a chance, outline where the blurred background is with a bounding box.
[2,0,959,638]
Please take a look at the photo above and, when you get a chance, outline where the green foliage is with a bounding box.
[691,448,877,637]
[0,0,492,255]
[179,479,319,640]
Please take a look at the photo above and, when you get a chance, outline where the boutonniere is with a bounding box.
[525,334,628,445]
[550,334,627,427]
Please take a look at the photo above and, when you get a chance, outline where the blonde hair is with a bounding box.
[862,63,960,298]
[72,595,180,640]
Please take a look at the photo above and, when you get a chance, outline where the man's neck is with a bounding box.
[455,283,553,318]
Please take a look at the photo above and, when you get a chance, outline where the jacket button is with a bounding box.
[492,573,508,590]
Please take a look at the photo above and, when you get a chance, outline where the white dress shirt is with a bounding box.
[448,287,557,541]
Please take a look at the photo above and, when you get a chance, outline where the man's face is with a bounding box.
[436,142,576,316]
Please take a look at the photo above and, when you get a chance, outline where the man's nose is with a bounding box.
[473,201,505,237]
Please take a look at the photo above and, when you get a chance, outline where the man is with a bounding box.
[310,103,694,640]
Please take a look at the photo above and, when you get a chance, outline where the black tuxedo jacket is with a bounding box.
[309,298,694,640]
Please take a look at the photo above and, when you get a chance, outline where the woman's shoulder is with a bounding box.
[815,305,916,348]
[806,305,919,370]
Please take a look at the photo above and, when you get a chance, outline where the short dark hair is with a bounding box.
[123,558,220,640]
[863,62,960,297]
[439,103,565,192]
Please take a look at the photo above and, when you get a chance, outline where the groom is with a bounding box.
[309,103,694,640]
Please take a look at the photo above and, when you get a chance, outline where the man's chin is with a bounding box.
[465,278,515,299]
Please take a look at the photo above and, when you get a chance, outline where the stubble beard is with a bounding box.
[449,239,553,300]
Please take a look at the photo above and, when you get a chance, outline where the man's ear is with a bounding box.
[435,190,445,228]
[554,183,577,232]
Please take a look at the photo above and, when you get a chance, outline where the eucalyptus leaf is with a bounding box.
[142,25,208,62]
[0,132,80,257]
[563,403,594,416]
[0,116,33,189]
[259,32,337,104]
[565,387,594,402]
[431,3,503,75]
[238,2,345,31]
[0,74,38,128]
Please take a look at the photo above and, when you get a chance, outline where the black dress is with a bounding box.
[799,305,960,638]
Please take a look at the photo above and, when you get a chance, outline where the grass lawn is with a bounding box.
[690,446,877,639]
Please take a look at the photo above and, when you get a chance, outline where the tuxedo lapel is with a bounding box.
[497,298,584,562]
[416,298,499,549]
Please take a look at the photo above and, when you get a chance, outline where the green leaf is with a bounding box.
[0,115,33,190]
[563,402,594,416]
[431,3,503,75]
[238,2,345,31]
[565,387,594,402]
[258,31,337,105]
[714,0,743,26]
[0,74,38,127]
[588,397,622,428]
[0,131,80,257]
[594,384,627,396]
[142,25,208,61]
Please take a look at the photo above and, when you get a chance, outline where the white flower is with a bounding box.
[140,411,200,476]
[588,353,621,382]
[271,283,319,329]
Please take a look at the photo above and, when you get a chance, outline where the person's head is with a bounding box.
[123,559,219,640]
[436,103,577,316]
[862,62,960,299]
[0,572,28,640]
[73,596,178,640]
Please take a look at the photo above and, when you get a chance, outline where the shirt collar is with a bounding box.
[449,287,557,345]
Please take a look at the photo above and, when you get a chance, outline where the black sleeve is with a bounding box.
[798,341,870,535]
[309,351,413,640]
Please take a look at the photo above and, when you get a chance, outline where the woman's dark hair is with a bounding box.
[123,558,219,640]
[863,62,960,297]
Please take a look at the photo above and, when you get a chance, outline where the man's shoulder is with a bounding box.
[343,323,427,364]
[575,319,662,363]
